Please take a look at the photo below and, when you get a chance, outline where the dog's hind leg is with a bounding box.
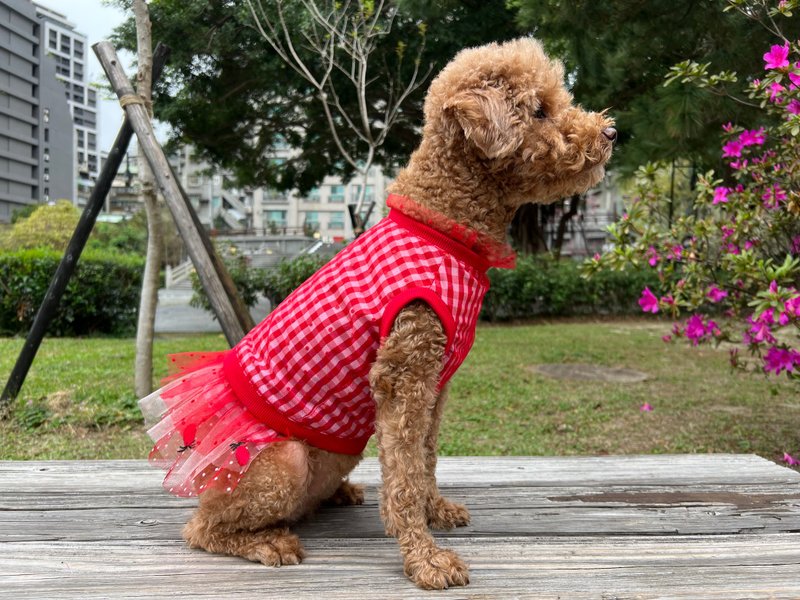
[370,302,470,590]
[182,440,359,566]
[423,386,471,530]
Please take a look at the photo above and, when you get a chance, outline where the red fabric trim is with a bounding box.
[380,288,457,356]
[387,194,516,269]
[222,350,371,455]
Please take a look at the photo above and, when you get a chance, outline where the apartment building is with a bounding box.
[167,144,390,241]
[33,0,98,207]
[0,0,73,221]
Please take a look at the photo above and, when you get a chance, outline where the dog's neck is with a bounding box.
[389,138,517,246]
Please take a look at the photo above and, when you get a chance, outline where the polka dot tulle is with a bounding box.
[140,351,283,497]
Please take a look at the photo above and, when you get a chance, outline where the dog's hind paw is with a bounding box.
[323,480,365,507]
[427,496,471,530]
[245,529,306,567]
[404,546,470,590]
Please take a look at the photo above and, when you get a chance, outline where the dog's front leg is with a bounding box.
[369,302,469,590]
[424,385,471,530]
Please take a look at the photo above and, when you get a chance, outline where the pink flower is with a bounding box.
[639,287,659,314]
[763,346,800,375]
[593,253,601,261]
[729,158,748,170]
[789,64,800,87]
[646,246,659,267]
[713,187,730,205]
[793,236,800,255]
[707,286,728,303]
[722,121,734,132]
[722,140,744,157]
[739,128,766,146]
[762,185,787,209]
[726,243,740,255]
[661,334,672,343]
[685,314,707,345]
[764,42,790,70]
[668,245,683,261]
[784,452,800,467]
[640,403,654,412]
[769,81,785,102]
[721,225,735,239]
[787,99,800,115]
[748,319,775,344]
[744,240,755,251]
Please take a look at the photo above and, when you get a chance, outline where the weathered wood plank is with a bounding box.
[2,486,800,541]
[2,536,799,599]
[2,456,799,598]
[1,454,796,490]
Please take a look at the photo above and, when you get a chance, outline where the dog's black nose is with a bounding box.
[602,127,617,143]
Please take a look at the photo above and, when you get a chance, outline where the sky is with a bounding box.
[34,0,162,153]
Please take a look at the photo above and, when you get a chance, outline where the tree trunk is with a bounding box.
[552,194,582,261]
[133,0,162,397]
[510,203,549,254]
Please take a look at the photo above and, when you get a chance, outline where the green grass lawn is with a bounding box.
[1,319,798,464]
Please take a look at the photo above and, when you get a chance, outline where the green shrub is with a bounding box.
[192,251,331,316]
[0,248,144,336]
[190,243,267,316]
[481,255,660,321]
[262,254,328,306]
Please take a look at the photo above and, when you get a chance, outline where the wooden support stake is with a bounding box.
[93,40,251,347]
[0,44,171,413]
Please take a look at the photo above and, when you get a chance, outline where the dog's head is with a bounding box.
[423,38,615,205]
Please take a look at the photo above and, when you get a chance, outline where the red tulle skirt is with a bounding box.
[139,351,285,497]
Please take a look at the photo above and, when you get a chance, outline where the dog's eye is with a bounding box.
[533,107,547,119]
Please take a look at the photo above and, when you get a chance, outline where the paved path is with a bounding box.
[154,289,271,334]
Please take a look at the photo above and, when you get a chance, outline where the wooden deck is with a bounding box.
[2,455,800,598]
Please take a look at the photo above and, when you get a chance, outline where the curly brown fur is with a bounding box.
[182,37,613,590]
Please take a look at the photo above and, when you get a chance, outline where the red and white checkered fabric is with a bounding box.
[223,195,514,455]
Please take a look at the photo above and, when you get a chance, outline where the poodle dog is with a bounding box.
[141,37,614,590]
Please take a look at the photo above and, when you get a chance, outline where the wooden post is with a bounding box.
[93,41,252,346]
[0,44,171,413]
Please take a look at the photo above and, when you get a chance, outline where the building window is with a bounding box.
[329,185,345,203]
[307,187,320,202]
[44,128,49,142]
[43,108,50,123]
[266,210,287,228]
[304,211,319,224]
[87,88,97,108]
[350,184,374,204]
[49,30,57,49]
[329,212,345,229]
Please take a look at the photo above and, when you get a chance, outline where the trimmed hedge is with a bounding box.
[0,248,144,336]
[480,255,660,321]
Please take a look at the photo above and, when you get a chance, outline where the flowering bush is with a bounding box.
[585,0,800,383]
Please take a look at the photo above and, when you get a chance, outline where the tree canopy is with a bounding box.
[511,0,800,174]
[112,0,520,194]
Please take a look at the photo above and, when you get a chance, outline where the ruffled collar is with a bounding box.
[386,194,516,269]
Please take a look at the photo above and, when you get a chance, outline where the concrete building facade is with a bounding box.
[33,0,98,207]
[0,0,73,222]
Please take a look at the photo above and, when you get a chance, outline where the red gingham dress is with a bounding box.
[139,194,515,497]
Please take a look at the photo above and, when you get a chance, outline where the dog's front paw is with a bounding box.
[404,546,470,590]
[427,496,471,530]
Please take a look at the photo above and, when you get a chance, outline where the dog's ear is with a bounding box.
[443,86,524,159]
